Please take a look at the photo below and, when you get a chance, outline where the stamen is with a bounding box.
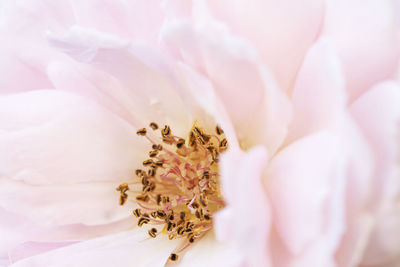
[117,122,228,259]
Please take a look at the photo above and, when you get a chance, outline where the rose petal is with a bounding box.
[266,131,346,265]
[47,26,192,137]
[350,81,400,208]
[188,0,325,92]
[285,37,346,145]
[323,0,400,102]
[0,207,133,258]
[215,146,271,266]
[8,241,78,264]
[161,4,291,152]
[0,89,148,185]
[0,179,135,226]
[0,0,74,94]
[350,81,400,265]
[10,229,179,267]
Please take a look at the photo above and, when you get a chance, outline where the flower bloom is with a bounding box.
[1,1,400,267]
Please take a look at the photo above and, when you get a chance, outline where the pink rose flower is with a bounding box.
[1,1,399,267]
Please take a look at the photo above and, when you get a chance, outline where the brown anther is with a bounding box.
[156,210,167,219]
[116,183,129,192]
[148,228,157,238]
[216,125,224,135]
[135,169,145,177]
[138,217,150,227]
[147,168,156,177]
[133,208,141,218]
[168,233,176,240]
[119,193,128,205]
[203,171,210,179]
[199,195,207,207]
[204,214,211,220]
[191,202,199,209]
[167,222,175,231]
[189,131,196,147]
[162,196,170,204]
[169,253,178,261]
[143,183,156,193]
[161,125,171,137]
[219,138,228,151]
[176,138,186,148]
[186,222,194,229]
[156,194,161,205]
[143,159,153,166]
[149,150,158,158]
[149,122,158,130]
[177,226,185,235]
[162,137,173,145]
[180,211,186,220]
[150,211,158,218]
[195,210,201,219]
[141,176,149,186]
[167,214,174,222]
[136,194,149,202]
[152,144,162,150]
[188,236,195,243]
[155,161,164,167]
[136,128,147,136]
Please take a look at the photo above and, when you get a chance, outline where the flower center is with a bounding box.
[116,121,227,261]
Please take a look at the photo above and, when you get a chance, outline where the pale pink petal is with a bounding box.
[0,207,134,260]
[171,232,245,267]
[10,229,179,267]
[47,60,141,128]
[8,241,78,264]
[47,26,192,137]
[285,37,346,145]
[161,4,291,153]
[350,81,400,265]
[350,81,400,209]
[0,89,148,185]
[335,214,374,267]
[361,205,400,266]
[0,179,135,226]
[266,132,346,266]
[205,0,325,92]
[214,146,271,266]
[69,0,165,44]
[323,0,400,102]
[0,0,74,94]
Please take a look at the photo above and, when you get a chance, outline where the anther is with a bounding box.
[149,122,158,130]
[136,194,149,202]
[147,168,156,177]
[135,169,145,177]
[161,125,171,137]
[155,161,164,167]
[138,217,150,227]
[169,253,178,261]
[136,128,147,136]
[119,193,128,205]
[176,138,185,148]
[216,125,224,135]
[148,228,157,238]
[152,144,162,150]
[149,150,158,158]
[133,208,141,218]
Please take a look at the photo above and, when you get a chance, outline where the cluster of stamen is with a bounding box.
[116,121,227,261]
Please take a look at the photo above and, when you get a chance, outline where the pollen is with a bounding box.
[116,122,227,260]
